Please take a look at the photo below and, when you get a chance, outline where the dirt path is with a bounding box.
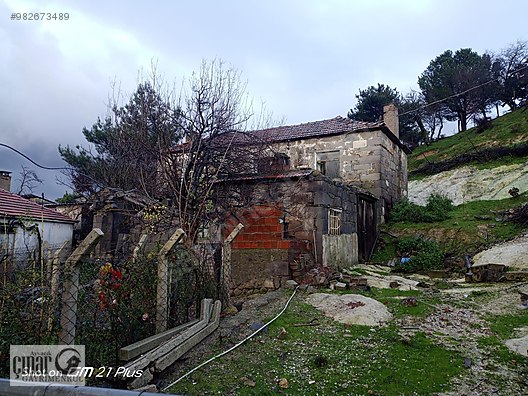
[159,290,291,388]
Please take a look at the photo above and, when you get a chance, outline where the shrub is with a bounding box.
[390,194,453,223]
[394,236,444,273]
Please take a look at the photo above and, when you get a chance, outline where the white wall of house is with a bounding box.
[0,219,73,262]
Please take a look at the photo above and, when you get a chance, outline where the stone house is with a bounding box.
[215,169,377,294]
[213,104,408,293]
[254,104,409,218]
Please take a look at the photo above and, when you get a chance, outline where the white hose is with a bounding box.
[162,286,299,392]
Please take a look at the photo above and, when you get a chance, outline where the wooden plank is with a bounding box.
[119,319,199,362]
[132,234,148,260]
[59,229,104,345]
[154,300,222,372]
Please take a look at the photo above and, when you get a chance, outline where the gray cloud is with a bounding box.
[0,0,526,199]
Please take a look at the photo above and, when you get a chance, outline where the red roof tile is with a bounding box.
[0,189,76,223]
[249,116,383,143]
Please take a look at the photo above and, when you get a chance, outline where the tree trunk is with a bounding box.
[459,111,468,132]
[415,117,429,144]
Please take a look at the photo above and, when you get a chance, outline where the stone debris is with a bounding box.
[278,378,289,388]
[285,279,298,288]
[505,333,528,357]
[305,293,393,326]
[276,327,288,340]
[249,321,268,333]
[414,305,491,339]
[465,263,508,282]
[241,376,256,387]
[401,297,418,307]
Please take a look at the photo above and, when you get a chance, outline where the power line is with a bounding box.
[0,142,104,190]
[0,143,70,171]
[399,63,528,117]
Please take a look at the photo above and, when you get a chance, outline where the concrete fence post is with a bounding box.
[47,241,71,332]
[156,229,185,334]
[220,223,243,309]
[59,228,104,345]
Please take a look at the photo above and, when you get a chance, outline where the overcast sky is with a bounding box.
[0,0,526,199]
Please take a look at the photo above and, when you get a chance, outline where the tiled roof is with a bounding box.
[248,116,383,143]
[0,189,76,223]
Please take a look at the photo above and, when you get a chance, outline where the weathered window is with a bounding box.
[328,208,342,235]
[316,151,340,178]
[257,152,290,173]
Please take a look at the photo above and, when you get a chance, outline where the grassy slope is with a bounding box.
[168,290,460,396]
[409,109,528,174]
[376,109,528,261]
[373,192,527,263]
[167,288,527,396]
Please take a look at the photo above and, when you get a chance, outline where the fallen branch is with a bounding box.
[293,318,319,327]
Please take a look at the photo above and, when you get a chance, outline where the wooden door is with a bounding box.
[357,196,377,262]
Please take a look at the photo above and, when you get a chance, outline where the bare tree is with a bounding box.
[16,165,43,195]
[60,59,280,245]
[494,40,528,111]
[160,60,277,244]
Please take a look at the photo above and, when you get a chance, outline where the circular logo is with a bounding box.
[55,348,82,375]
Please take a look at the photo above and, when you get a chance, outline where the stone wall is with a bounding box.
[219,175,362,295]
[273,128,407,212]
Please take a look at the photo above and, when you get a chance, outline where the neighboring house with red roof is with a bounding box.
[0,187,76,268]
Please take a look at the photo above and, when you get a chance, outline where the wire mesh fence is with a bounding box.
[0,230,221,381]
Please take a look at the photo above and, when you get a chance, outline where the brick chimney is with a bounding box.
[0,171,11,192]
[383,103,399,138]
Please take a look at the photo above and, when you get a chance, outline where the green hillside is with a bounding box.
[409,109,528,176]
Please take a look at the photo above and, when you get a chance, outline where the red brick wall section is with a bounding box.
[224,205,292,249]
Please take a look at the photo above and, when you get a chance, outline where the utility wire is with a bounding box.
[399,63,528,117]
[0,142,105,191]
[0,142,70,171]
[162,286,299,392]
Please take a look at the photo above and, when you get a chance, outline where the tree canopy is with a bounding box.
[59,82,180,197]
[60,60,276,243]
[418,48,497,132]
[348,83,399,122]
